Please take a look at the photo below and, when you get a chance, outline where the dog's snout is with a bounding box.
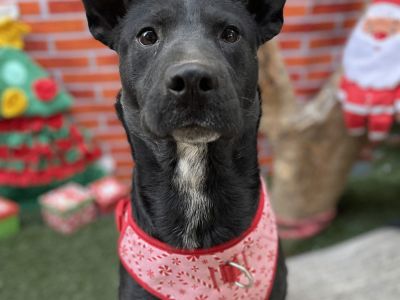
[167,64,217,97]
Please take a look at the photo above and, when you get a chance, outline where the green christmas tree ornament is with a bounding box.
[0,48,73,119]
[0,17,105,204]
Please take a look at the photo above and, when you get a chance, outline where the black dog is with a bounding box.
[82,0,287,299]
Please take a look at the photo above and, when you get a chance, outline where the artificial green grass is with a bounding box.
[0,216,19,239]
[0,214,119,300]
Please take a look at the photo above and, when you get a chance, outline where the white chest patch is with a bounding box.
[174,142,210,248]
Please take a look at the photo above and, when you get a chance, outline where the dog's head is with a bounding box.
[82,0,285,143]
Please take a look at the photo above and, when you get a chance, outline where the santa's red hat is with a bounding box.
[373,0,400,5]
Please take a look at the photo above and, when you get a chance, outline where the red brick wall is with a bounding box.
[280,0,365,102]
[15,0,364,182]
[16,0,129,181]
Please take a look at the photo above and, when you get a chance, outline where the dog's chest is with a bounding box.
[173,143,210,248]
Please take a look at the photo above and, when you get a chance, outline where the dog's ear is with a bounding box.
[246,0,286,44]
[82,0,131,49]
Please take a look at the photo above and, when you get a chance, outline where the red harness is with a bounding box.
[116,179,278,300]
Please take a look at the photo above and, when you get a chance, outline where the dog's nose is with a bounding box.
[166,64,217,96]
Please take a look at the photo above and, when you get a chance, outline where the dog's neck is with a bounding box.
[118,100,261,250]
[174,142,210,248]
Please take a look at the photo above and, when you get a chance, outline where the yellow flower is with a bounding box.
[0,17,30,50]
[1,88,28,119]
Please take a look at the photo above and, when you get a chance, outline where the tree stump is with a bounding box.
[258,41,364,238]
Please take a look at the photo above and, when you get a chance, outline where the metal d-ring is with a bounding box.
[228,261,254,289]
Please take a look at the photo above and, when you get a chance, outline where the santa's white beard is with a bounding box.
[343,23,400,89]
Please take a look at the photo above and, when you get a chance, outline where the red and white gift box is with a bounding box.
[39,183,96,234]
[0,198,19,220]
[89,177,129,214]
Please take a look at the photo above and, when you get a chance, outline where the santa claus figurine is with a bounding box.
[339,0,400,141]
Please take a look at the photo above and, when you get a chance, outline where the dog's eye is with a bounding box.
[220,27,240,43]
[137,28,158,46]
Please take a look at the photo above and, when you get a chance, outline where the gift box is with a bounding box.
[39,183,96,234]
[89,177,129,214]
[0,197,20,239]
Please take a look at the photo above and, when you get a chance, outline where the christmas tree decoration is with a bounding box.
[0,197,19,239]
[0,17,104,200]
[0,47,73,118]
[89,177,129,214]
[39,183,96,234]
[32,78,58,102]
[0,17,29,50]
[1,87,28,118]
[339,0,400,141]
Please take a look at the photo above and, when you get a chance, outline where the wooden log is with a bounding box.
[258,41,364,237]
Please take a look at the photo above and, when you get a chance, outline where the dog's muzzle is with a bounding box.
[172,126,221,144]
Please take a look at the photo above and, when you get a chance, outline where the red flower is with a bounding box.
[136,251,145,261]
[244,237,254,249]
[172,257,181,266]
[146,270,155,278]
[167,280,176,287]
[158,265,172,276]
[33,78,58,101]
[191,265,199,272]
[267,250,275,262]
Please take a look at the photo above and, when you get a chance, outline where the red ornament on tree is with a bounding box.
[33,78,58,102]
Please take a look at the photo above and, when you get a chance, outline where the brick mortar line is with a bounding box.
[279,28,353,40]
[93,85,104,104]
[21,13,86,21]
[74,113,117,121]
[45,32,94,39]
[25,48,113,57]
[281,45,345,56]
[65,83,122,90]
[283,13,361,24]
[28,51,96,58]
